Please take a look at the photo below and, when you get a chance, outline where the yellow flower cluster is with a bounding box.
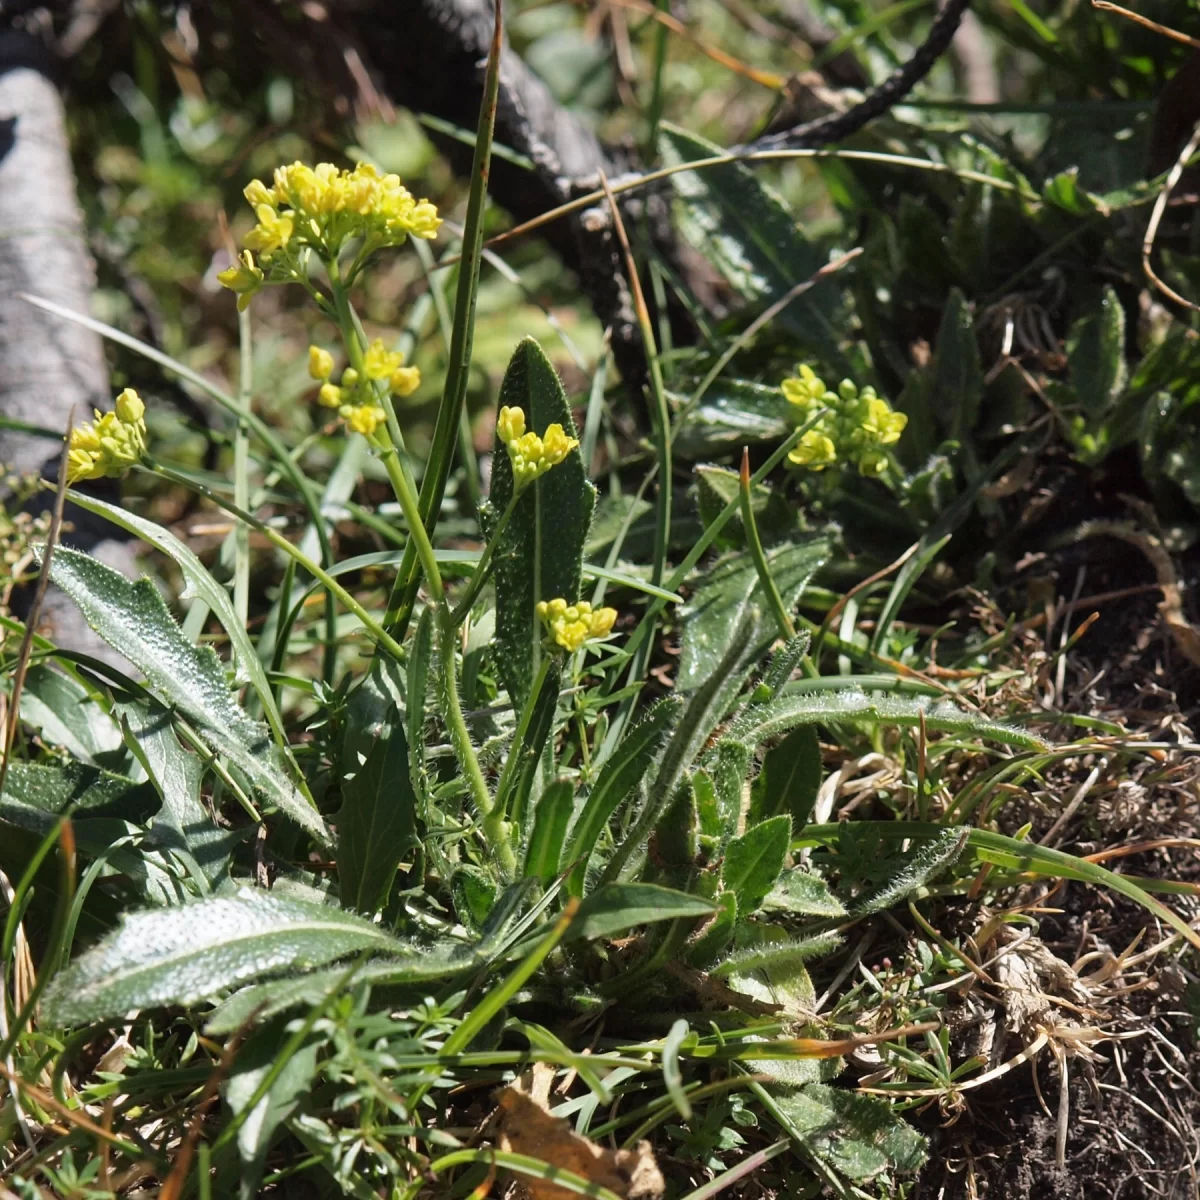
[308,339,421,437]
[781,365,907,476]
[536,598,618,653]
[67,389,147,484]
[218,161,441,308]
[496,405,578,488]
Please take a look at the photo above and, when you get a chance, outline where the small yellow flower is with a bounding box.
[389,365,421,397]
[589,606,618,638]
[308,345,335,381]
[343,405,388,437]
[541,423,577,467]
[114,387,144,424]
[862,395,907,445]
[536,597,619,652]
[363,338,403,381]
[788,429,838,470]
[244,178,276,208]
[341,368,360,389]
[497,405,526,446]
[216,250,264,310]
[243,204,294,255]
[318,382,343,409]
[781,364,833,413]
[66,394,147,485]
[501,410,579,488]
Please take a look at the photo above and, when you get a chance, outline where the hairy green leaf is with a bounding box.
[750,724,822,828]
[773,1083,927,1182]
[41,888,408,1026]
[1,761,157,835]
[678,538,827,693]
[337,667,416,914]
[565,883,715,943]
[721,815,791,916]
[18,665,121,764]
[762,868,846,918]
[564,698,680,895]
[732,690,1045,750]
[854,828,969,914]
[675,381,794,458]
[713,931,842,978]
[225,1022,321,1200]
[660,123,842,361]
[928,288,982,438]
[524,778,575,886]
[489,337,596,707]
[64,491,291,751]
[119,700,236,888]
[48,548,328,843]
[1068,285,1127,417]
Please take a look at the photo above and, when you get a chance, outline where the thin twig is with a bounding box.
[1091,0,1200,50]
[1142,120,1200,312]
[0,410,73,804]
[1039,764,1103,847]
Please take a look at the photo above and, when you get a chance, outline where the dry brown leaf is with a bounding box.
[494,1063,665,1200]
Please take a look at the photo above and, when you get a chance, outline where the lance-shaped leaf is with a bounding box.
[119,700,237,888]
[928,288,983,439]
[1067,284,1127,418]
[721,815,791,916]
[678,538,828,694]
[523,778,575,886]
[47,548,328,844]
[64,490,292,752]
[41,887,410,1026]
[488,337,596,707]
[18,665,122,764]
[674,380,795,458]
[729,689,1045,750]
[336,667,416,915]
[225,1023,321,1200]
[660,123,843,364]
[772,1083,927,1182]
[564,698,680,895]
[750,724,823,828]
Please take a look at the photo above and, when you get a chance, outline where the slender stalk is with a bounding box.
[598,170,670,589]
[490,653,553,829]
[415,236,482,508]
[383,0,504,641]
[369,430,508,871]
[644,0,670,169]
[143,460,406,664]
[232,306,252,632]
[450,491,520,626]
[322,251,505,869]
[739,447,796,640]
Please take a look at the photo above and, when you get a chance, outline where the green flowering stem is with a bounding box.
[489,652,553,836]
[450,491,521,627]
[368,429,509,873]
[382,0,503,643]
[142,459,407,665]
[596,420,818,767]
[232,306,253,632]
[738,447,796,641]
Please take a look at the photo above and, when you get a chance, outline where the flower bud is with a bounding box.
[114,388,144,424]
[308,345,335,381]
